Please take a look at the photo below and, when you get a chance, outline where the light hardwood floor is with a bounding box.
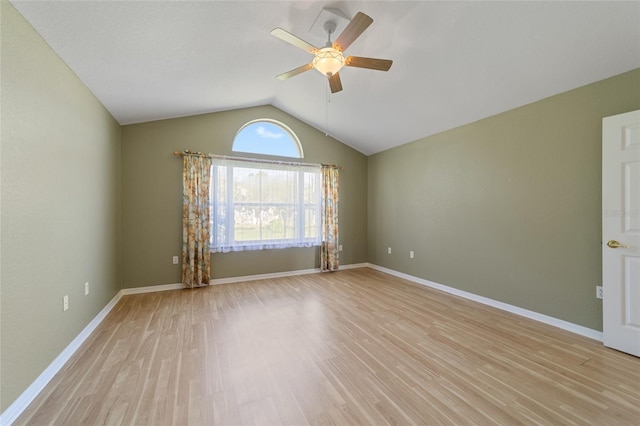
[16,268,640,425]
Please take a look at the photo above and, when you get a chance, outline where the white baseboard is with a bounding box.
[337,262,370,270]
[210,267,321,285]
[209,262,369,285]
[117,263,371,290]
[367,263,603,342]
[0,291,123,426]
[121,282,183,295]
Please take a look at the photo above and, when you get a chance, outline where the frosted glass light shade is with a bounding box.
[313,47,345,76]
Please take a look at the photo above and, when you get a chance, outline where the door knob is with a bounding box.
[607,240,631,249]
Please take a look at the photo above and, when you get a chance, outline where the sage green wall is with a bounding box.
[121,105,367,288]
[368,68,640,331]
[0,1,122,411]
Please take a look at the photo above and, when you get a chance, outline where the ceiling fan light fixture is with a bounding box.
[312,47,345,77]
[272,11,390,93]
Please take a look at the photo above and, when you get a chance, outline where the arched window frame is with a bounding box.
[232,119,304,158]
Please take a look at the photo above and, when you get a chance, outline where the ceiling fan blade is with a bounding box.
[345,56,393,71]
[328,73,343,93]
[333,12,373,52]
[271,28,318,54]
[276,63,313,80]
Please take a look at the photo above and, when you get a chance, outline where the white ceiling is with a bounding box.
[10,1,640,155]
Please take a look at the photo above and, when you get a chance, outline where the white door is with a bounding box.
[602,109,640,357]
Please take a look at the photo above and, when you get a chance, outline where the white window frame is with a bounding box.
[210,158,321,253]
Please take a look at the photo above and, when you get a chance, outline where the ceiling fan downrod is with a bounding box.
[323,21,337,47]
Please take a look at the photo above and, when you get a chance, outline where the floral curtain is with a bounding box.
[182,153,212,288]
[321,165,339,272]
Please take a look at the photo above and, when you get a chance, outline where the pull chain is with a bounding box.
[325,82,330,136]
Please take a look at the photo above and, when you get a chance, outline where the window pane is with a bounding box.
[211,159,321,252]
[259,205,296,240]
[303,171,320,240]
[233,167,260,203]
[211,165,229,247]
[305,208,318,239]
[304,172,318,204]
[233,120,302,158]
[234,205,259,241]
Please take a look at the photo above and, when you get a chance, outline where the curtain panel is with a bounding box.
[182,154,212,288]
[320,166,339,272]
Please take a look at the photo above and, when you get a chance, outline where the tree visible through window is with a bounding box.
[232,119,303,158]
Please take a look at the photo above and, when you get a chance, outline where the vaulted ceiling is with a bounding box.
[10,1,640,155]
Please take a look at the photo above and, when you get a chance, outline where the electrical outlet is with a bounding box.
[596,286,603,299]
[172,256,179,265]
[84,282,89,296]
[410,251,414,259]
[338,245,343,252]
[63,295,69,311]
[388,247,392,254]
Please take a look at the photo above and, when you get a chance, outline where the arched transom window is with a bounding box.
[232,119,303,158]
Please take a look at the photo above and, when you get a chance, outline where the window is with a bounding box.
[232,119,303,158]
[210,158,321,252]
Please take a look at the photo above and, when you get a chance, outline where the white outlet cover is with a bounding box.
[85,282,89,295]
[63,295,69,311]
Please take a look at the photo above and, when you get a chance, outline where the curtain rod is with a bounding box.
[173,150,343,170]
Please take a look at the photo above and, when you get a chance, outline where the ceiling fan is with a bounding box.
[271,11,393,93]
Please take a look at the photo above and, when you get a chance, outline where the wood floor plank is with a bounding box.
[14,268,640,425]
